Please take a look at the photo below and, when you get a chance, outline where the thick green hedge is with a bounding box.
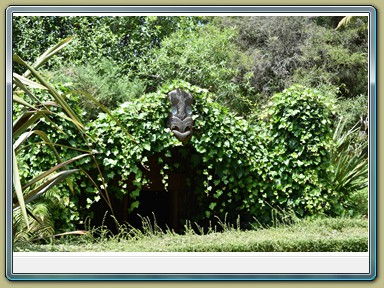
[88,82,339,226]
[253,85,337,217]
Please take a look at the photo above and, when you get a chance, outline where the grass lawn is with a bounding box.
[14,217,368,252]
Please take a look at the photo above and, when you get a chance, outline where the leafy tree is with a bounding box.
[137,23,256,115]
[217,17,312,103]
[14,16,368,119]
[293,18,368,99]
[12,16,204,76]
[314,16,345,28]
[336,16,368,31]
[216,16,368,111]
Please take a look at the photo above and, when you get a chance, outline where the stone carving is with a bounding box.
[168,88,194,144]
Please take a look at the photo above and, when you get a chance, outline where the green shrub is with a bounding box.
[50,59,147,120]
[292,19,368,99]
[88,80,261,226]
[252,85,337,218]
[12,16,203,77]
[348,188,368,217]
[216,16,368,113]
[138,24,255,115]
[336,94,368,132]
[219,17,309,98]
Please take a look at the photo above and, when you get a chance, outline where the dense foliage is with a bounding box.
[15,80,368,235]
[11,37,111,240]
[254,85,336,217]
[87,82,350,227]
[50,59,147,120]
[12,16,369,239]
[14,84,94,232]
[88,80,261,225]
[215,16,368,121]
[137,24,255,113]
[12,16,204,76]
[14,16,368,128]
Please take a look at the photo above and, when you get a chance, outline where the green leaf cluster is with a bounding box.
[252,85,337,218]
[138,24,250,105]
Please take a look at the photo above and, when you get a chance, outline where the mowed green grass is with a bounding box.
[14,217,368,252]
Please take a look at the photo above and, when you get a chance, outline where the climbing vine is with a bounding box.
[88,80,260,223]
[252,85,337,218]
[89,82,340,226]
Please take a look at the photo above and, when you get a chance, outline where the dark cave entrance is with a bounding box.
[87,147,201,234]
[126,146,200,233]
[127,190,172,232]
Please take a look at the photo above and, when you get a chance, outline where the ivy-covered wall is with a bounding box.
[87,82,338,229]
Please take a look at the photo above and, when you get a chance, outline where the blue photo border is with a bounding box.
[5,5,377,281]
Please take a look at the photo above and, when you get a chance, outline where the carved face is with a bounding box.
[168,88,194,144]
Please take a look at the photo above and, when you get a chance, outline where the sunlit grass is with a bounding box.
[14,217,368,253]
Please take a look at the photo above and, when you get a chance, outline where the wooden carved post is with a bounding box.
[167,89,195,231]
[167,89,194,144]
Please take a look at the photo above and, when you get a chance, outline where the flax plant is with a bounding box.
[330,118,368,214]
[12,36,134,239]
